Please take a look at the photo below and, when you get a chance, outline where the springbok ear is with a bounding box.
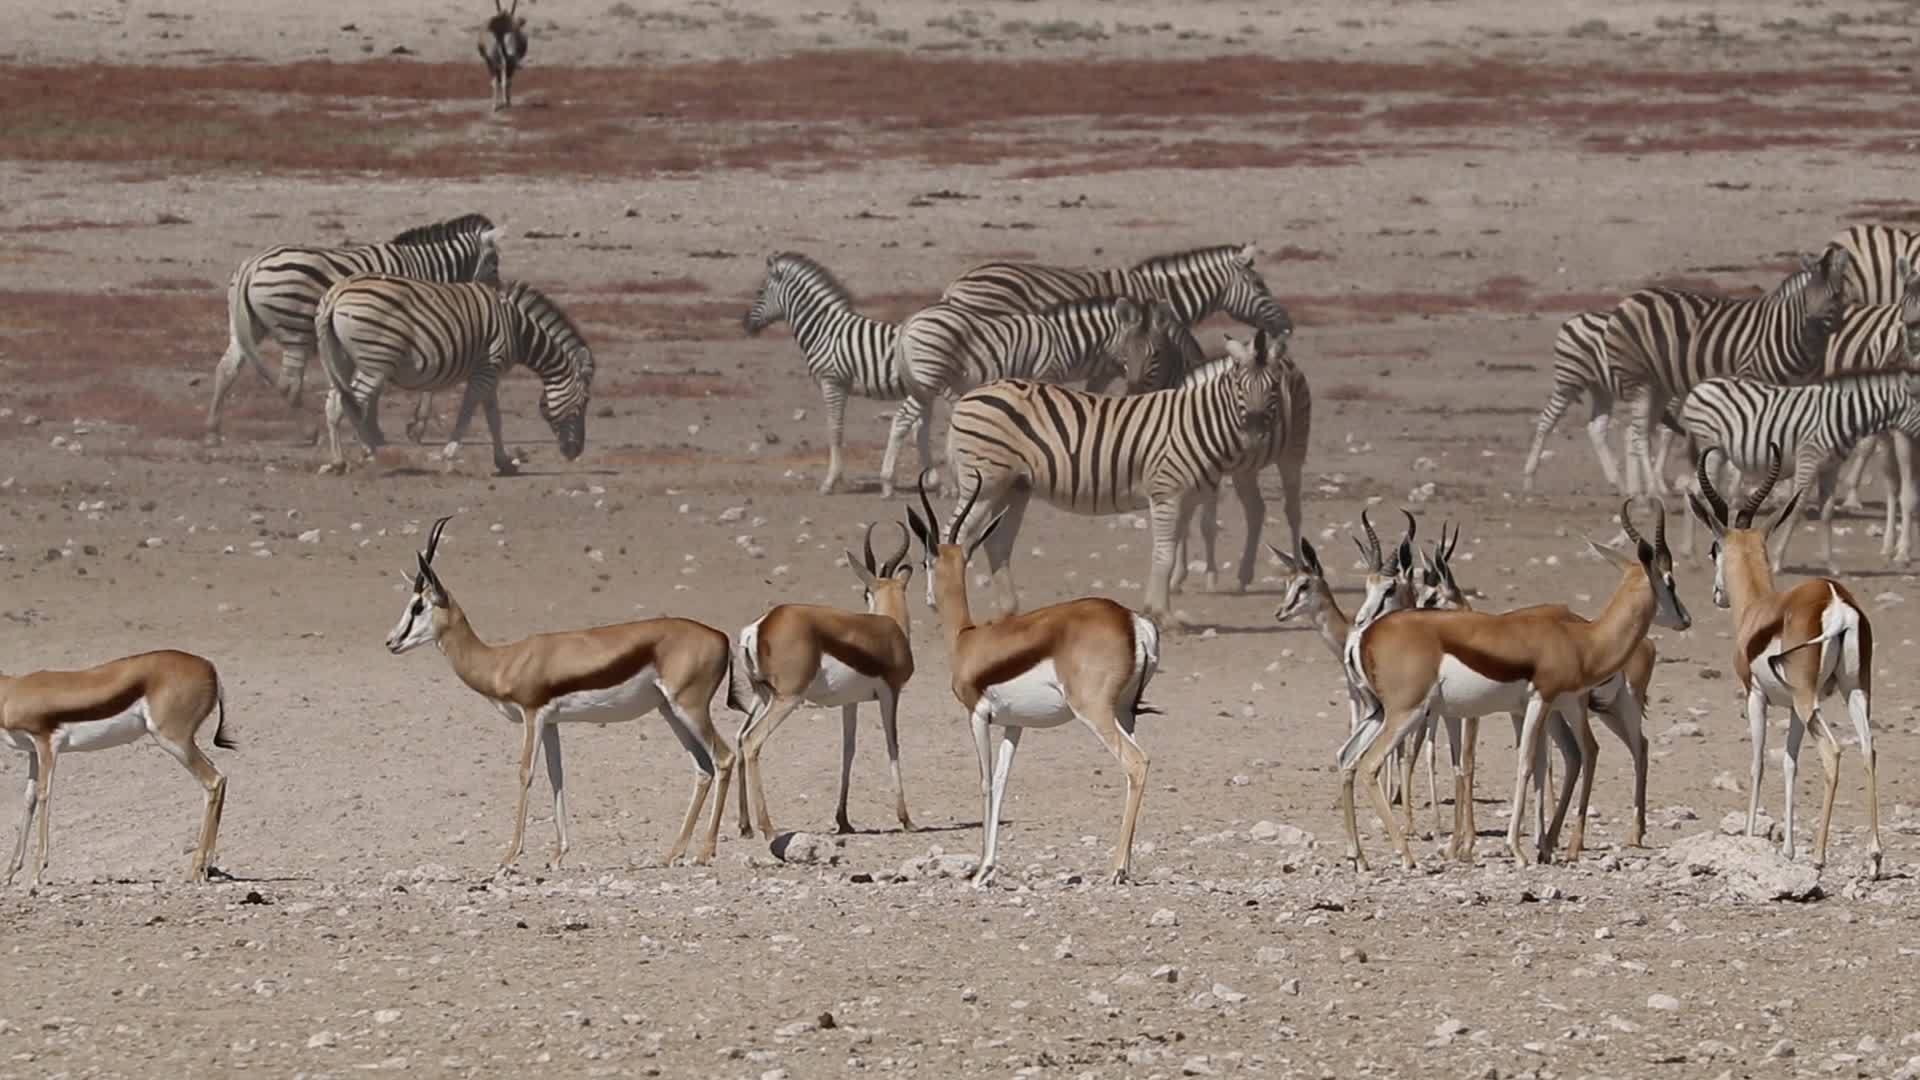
[893,564,914,586]
[965,510,1007,562]
[1584,538,1635,569]
[845,551,878,589]
[1265,542,1298,571]
[1299,537,1323,577]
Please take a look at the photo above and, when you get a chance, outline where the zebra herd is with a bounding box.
[1525,224,1920,573]
[747,244,1311,619]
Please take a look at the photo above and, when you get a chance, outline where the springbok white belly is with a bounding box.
[1433,656,1532,718]
[549,667,668,724]
[979,660,1075,728]
[47,702,154,753]
[801,654,886,708]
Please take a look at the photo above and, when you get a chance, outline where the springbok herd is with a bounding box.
[8,212,1917,893]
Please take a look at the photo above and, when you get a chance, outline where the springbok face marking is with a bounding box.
[387,516,454,653]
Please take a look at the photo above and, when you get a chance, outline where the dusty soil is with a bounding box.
[4,0,1920,1076]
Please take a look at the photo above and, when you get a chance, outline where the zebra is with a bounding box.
[1521,310,1683,493]
[316,276,592,476]
[940,329,1288,621]
[879,296,1191,497]
[939,242,1294,339]
[1605,248,1848,497]
[1827,224,1920,306]
[480,0,530,110]
[744,253,908,496]
[1819,296,1920,557]
[1678,372,1920,572]
[204,213,501,445]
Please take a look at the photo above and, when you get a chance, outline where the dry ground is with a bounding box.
[4,1,1920,1076]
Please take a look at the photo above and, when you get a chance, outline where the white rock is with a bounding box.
[718,506,747,524]
[1666,832,1820,902]
[1647,993,1681,1012]
[374,1009,402,1024]
[306,1031,337,1049]
[298,529,322,544]
[1148,908,1179,928]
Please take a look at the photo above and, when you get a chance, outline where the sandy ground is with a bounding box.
[4,0,1920,1076]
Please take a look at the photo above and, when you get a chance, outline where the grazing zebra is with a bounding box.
[941,330,1287,621]
[204,213,501,445]
[316,276,593,476]
[1605,249,1847,496]
[744,253,909,495]
[1679,372,1920,571]
[1521,310,1682,493]
[940,243,1295,339]
[880,296,1190,497]
[480,0,530,110]
[1826,224,1920,305]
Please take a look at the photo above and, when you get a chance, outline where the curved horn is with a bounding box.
[1618,498,1645,550]
[1651,499,1669,560]
[880,521,911,576]
[861,522,879,574]
[1360,509,1382,572]
[916,470,940,542]
[423,515,453,563]
[1737,443,1785,528]
[950,469,985,545]
[1696,447,1729,525]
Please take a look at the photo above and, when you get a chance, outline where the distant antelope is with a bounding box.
[480,0,530,111]
[1,651,235,887]
[731,523,918,837]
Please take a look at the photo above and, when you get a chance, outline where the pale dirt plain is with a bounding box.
[3,0,1920,1076]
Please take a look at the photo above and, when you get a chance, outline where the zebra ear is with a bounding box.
[1252,329,1269,363]
[1236,243,1258,266]
[1222,334,1252,364]
[1114,296,1142,326]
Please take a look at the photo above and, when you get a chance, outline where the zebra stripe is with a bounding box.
[879,295,1188,497]
[1521,310,1686,491]
[745,252,906,495]
[1827,224,1920,305]
[940,243,1293,337]
[1822,297,1920,526]
[205,213,501,442]
[1174,351,1312,594]
[1681,372,1920,569]
[316,275,592,476]
[942,332,1287,618]
[1603,251,1846,496]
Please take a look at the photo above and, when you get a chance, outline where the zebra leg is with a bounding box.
[878,393,929,499]
[319,388,352,475]
[976,487,1029,618]
[479,386,520,476]
[1622,386,1663,497]
[818,379,850,495]
[1840,435,1878,512]
[440,376,490,470]
[1522,389,1576,492]
[913,396,936,480]
[1894,430,1916,564]
[405,393,435,444]
[1768,453,1821,573]
[1229,465,1269,594]
[1144,492,1192,624]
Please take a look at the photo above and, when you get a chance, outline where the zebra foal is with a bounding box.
[880,296,1190,496]
[1605,250,1847,497]
[316,276,593,476]
[1679,372,1920,572]
[941,329,1288,622]
[745,253,909,495]
[204,213,500,445]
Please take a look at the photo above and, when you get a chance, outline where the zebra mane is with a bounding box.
[390,213,496,246]
[1178,356,1240,386]
[772,253,855,306]
[1131,244,1245,274]
[503,280,593,378]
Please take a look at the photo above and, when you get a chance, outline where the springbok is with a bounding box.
[480,0,530,110]
[1688,445,1882,874]
[1341,500,1688,869]
[908,473,1161,886]
[731,523,917,838]
[1,651,234,887]
[386,517,738,871]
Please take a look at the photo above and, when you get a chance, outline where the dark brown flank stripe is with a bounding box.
[546,641,658,699]
[29,681,143,732]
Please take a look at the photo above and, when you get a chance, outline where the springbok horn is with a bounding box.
[1361,509,1382,572]
[424,515,453,564]
[1737,443,1785,529]
[1697,447,1729,525]
[861,522,878,574]
[916,470,940,541]
[1651,499,1669,559]
[880,521,911,576]
[950,468,985,545]
[1619,498,1645,550]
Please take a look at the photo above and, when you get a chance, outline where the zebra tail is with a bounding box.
[229,270,277,389]
[314,299,378,444]
[211,672,238,751]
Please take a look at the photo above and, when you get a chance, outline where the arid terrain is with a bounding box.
[4,0,1920,1076]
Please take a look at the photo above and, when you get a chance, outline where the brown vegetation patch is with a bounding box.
[0,55,1899,180]
[595,276,710,296]
[1,219,134,234]
[130,275,219,292]
[0,290,220,438]
[1293,278,1630,323]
